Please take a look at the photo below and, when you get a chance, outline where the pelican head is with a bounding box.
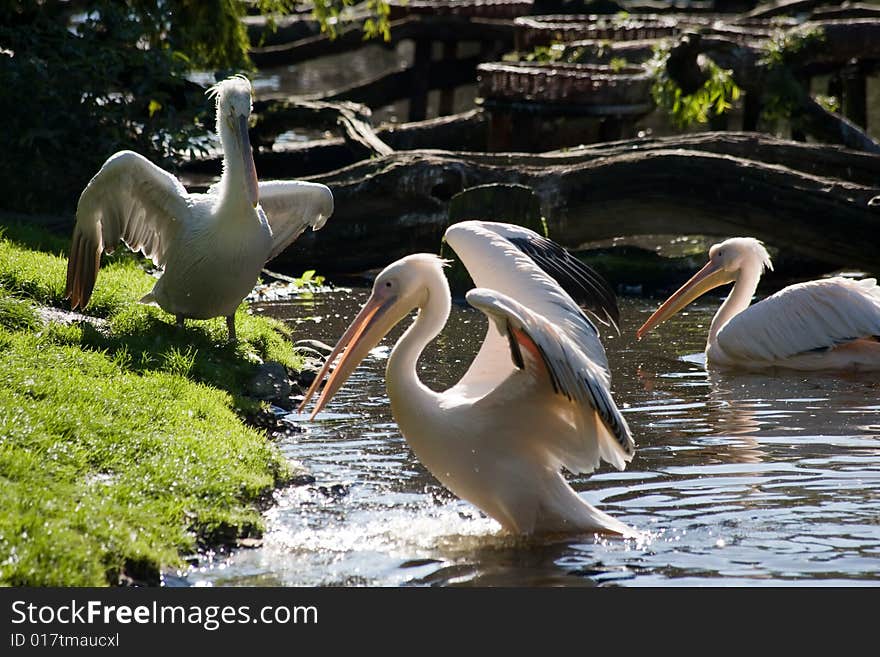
[300,254,447,418]
[636,237,773,339]
[209,75,259,207]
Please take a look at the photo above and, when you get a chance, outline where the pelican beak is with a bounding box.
[636,259,735,339]
[298,290,401,420]
[238,114,259,208]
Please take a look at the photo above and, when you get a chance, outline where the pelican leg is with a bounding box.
[226,315,237,343]
[176,314,185,328]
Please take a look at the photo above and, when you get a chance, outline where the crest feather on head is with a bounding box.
[205,74,253,103]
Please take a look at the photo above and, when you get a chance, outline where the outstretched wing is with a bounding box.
[503,231,619,329]
[467,288,634,473]
[258,181,334,262]
[65,150,191,309]
[718,277,880,362]
[443,220,618,399]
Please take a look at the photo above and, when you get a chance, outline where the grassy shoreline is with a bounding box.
[0,219,305,585]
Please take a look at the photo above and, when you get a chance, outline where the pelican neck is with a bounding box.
[385,283,451,408]
[709,262,762,343]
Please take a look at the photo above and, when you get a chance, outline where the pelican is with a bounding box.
[64,75,334,341]
[637,237,880,370]
[299,221,637,537]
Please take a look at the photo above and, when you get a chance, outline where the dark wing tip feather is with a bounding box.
[504,316,631,453]
[505,320,526,370]
[64,230,101,310]
[508,235,620,332]
[584,375,634,455]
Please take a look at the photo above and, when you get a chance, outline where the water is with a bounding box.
[182,292,880,587]
[176,17,880,587]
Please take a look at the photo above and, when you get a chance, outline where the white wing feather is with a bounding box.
[75,150,190,264]
[467,288,634,473]
[65,151,192,308]
[258,181,334,262]
[444,221,612,399]
[718,277,880,362]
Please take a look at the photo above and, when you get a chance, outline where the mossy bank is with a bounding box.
[0,218,306,586]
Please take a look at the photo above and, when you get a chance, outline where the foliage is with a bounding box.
[509,43,588,64]
[311,0,393,41]
[292,269,326,289]
[0,221,306,585]
[648,45,741,128]
[760,25,827,69]
[1,2,212,214]
[522,43,568,63]
[813,94,840,114]
[757,26,827,128]
[0,1,389,215]
[609,57,629,73]
[512,43,627,68]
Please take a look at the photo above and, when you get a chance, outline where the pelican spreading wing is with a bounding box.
[65,76,333,340]
[299,220,636,536]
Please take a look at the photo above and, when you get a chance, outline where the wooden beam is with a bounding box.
[261,54,481,110]
[249,16,515,68]
[409,38,432,122]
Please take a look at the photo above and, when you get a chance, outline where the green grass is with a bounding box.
[0,223,303,405]
[0,220,306,585]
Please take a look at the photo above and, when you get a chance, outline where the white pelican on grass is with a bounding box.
[65,75,334,341]
[637,237,880,370]
[300,221,637,537]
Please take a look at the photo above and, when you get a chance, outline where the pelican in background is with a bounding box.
[300,221,637,537]
[637,237,880,370]
[65,75,334,341]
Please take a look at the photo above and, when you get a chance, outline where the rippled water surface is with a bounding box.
[183,292,880,587]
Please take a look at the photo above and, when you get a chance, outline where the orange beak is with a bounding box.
[298,292,399,420]
[238,114,259,208]
[636,259,734,339]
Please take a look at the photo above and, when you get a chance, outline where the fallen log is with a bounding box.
[251,99,393,158]
[182,109,488,179]
[379,109,488,151]
[810,3,880,21]
[201,130,878,189]
[264,132,880,274]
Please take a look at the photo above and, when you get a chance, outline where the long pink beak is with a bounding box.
[636,259,734,339]
[298,293,397,420]
[239,114,259,208]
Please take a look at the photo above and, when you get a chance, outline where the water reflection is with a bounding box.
[181,294,880,587]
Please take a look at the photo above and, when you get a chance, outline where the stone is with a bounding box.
[247,361,292,401]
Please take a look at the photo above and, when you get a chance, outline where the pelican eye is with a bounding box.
[385,281,392,288]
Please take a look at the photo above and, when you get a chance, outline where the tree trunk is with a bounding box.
[264,133,880,274]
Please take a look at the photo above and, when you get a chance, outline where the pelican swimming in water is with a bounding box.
[300,221,636,537]
[65,75,334,341]
[637,237,880,370]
